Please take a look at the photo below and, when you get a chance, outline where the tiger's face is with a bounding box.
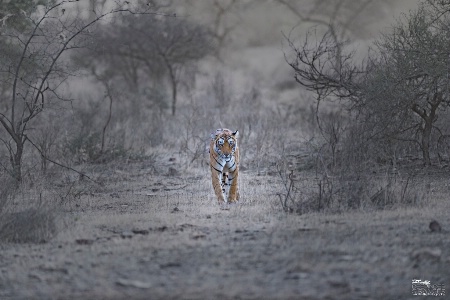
[213,130,239,161]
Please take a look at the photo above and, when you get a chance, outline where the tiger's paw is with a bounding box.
[217,196,226,204]
[228,199,239,205]
[217,197,226,204]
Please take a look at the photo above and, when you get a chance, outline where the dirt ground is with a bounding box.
[1,160,449,300]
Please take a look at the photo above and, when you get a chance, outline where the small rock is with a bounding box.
[285,272,309,280]
[167,167,179,176]
[340,255,354,261]
[159,262,181,269]
[178,224,195,231]
[411,247,441,264]
[191,232,206,240]
[28,273,44,281]
[171,207,182,213]
[110,193,120,198]
[75,239,94,245]
[154,226,168,232]
[132,229,149,235]
[327,277,350,290]
[121,231,134,239]
[116,278,152,289]
[429,220,442,232]
[39,264,69,274]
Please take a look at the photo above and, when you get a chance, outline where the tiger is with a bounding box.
[210,128,240,204]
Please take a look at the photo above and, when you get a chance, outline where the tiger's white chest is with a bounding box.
[224,156,237,172]
[211,155,237,172]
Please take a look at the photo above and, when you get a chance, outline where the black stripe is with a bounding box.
[229,161,235,169]
[213,155,223,167]
[211,165,222,173]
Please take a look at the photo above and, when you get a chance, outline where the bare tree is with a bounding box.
[0,0,159,183]
[277,0,388,37]
[285,0,450,166]
[210,0,238,53]
[359,1,450,165]
[0,0,49,30]
[278,0,392,73]
[183,0,259,58]
[76,12,214,116]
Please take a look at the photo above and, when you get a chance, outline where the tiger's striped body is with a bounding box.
[210,128,240,204]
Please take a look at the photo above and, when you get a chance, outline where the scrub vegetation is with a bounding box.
[0,1,448,299]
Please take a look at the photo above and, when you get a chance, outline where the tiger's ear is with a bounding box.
[233,130,239,138]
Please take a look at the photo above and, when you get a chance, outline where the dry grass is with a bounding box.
[0,208,57,243]
[1,161,449,299]
[0,175,73,244]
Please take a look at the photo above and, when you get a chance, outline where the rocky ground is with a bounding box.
[0,160,449,300]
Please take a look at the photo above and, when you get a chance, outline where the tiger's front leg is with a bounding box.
[226,149,239,203]
[228,169,239,203]
[210,167,226,203]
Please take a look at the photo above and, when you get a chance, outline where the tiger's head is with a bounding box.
[211,128,239,161]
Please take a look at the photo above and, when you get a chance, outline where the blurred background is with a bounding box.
[0,0,424,191]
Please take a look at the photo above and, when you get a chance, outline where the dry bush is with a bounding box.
[0,175,16,213]
[177,108,212,168]
[56,92,153,165]
[0,178,65,244]
[0,166,100,244]
[280,3,450,216]
[34,117,61,174]
[0,207,57,244]
[435,112,450,166]
[62,103,114,164]
[276,109,433,214]
[277,153,431,214]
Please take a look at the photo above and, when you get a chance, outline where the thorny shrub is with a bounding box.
[276,124,433,214]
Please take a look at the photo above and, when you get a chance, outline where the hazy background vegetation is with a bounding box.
[4,0,445,242]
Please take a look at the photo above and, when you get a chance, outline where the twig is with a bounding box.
[25,136,100,185]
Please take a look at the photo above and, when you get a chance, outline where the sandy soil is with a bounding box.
[1,160,449,300]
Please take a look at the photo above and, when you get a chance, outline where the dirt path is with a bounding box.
[1,166,449,299]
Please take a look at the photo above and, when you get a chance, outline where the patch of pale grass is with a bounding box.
[0,178,64,244]
[0,208,57,243]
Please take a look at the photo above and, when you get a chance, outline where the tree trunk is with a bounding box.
[422,118,432,166]
[101,82,113,154]
[168,65,177,116]
[420,100,439,166]
[412,99,440,166]
[11,138,24,183]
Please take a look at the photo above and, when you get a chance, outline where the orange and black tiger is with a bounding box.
[210,128,240,204]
